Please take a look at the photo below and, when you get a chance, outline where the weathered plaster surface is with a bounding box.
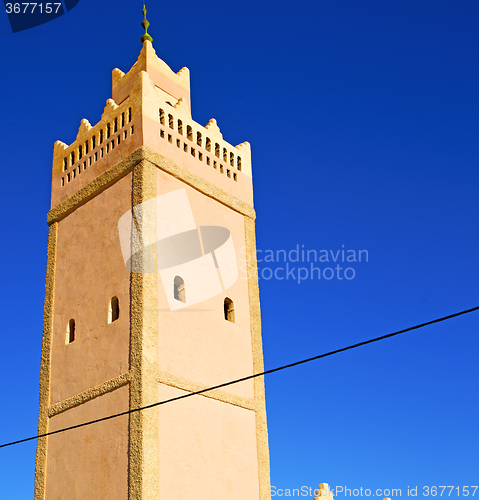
[45,386,129,500]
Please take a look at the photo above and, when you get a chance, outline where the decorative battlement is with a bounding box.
[157,105,251,181]
[54,100,135,186]
[51,39,253,209]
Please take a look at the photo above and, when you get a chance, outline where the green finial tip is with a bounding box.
[141,2,153,44]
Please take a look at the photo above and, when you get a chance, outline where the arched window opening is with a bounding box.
[99,129,104,144]
[223,147,227,162]
[159,108,165,125]
[107,123,111,139]
[85,140,89,154]
[215,143,220,158]
[92,135,96,149]
[70,151,75,165]
[63,158,68,171]
[109,296,120,323]
[205,138,211,152]
[174,276,186,303]
[121,112,125,128]
[78,145,83,159]
[237,156,242,170]
[224,298,235,323]
[114,118,118,133]
[168,114,174,129]
[178,119,183,135]
[128,107,132,123]
[187,125,193,141]
[197,131,202,147]
[230,152,234,166]
[66,319,75,344]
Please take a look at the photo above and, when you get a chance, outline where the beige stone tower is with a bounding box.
[34,34,270,500]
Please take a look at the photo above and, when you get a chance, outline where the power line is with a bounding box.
[1,304,478,450]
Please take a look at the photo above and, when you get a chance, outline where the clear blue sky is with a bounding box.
[1,0,478,497]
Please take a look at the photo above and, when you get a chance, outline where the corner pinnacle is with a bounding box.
[141,3,153,44]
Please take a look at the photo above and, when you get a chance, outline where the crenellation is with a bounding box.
[205,117,223,138]
[52,40,252,206]
[173,96,189,113]
[156,102,250,184]
[53,99,136,201]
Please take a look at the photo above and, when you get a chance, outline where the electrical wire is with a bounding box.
[1,304,478,450]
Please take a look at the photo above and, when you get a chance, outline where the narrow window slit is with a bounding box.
[174,276,186,303]
[109,296,120,323]
[66,319,75,344]
[224,298,235,322]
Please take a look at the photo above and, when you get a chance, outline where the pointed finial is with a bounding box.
[141,2,153,44]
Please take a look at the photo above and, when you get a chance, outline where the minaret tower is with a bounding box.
[34,8,270,500]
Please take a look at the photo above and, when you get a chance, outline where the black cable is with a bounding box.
[1,304,478,450]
